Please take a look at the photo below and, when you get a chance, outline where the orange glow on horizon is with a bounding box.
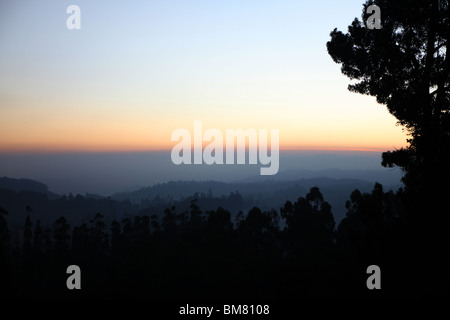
[0,141,407,154]
[0,113,409,154]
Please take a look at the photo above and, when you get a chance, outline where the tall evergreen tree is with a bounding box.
[327,0,449,297]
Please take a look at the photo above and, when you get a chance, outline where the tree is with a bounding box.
[188,199,203,228]
[327,0,450,205]
[32,220,44,256]
[207,207,233,234]
[23,214,33,257]
[0,207,9,246]
[238,207,280,253]
[110,220,122,256]
[337,184,399,260]
[133,215,150,241]
[121,217,133,251]
[53,216,70,258]
[72,223,90,257]
[150,214,161,233]
[281,187,335,257]
[327,1,449,297]
[161,207,177,234]
[91,213,109,254]
[0,207,9,261]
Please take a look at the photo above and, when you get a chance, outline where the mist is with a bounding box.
[0,150,402,195]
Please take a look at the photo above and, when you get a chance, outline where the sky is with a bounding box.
[0,0,408,153]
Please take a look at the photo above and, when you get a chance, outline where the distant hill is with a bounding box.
[0,176,61,200]
[112,178,385,202]
[0,175,403,227]
[0,176,48,193]
[112,178,399,222]
[245,168,403,186]
[0,188,135,227]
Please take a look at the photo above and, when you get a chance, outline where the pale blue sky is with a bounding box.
[0,0,407,151]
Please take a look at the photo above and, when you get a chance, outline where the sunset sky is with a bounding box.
[0,0,408,153]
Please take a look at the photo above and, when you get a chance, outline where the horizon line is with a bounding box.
[0,146,398,154]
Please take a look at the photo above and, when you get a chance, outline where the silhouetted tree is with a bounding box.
[0,207,10,296]
[207,207,233,234]
[91,213,109,254]
[327,0,449,297]
[281,187,335,258]
[162,207,177,234]
[337,183,398,260]
[133,215,150,241]
[53,217,70,258]
[72,223,90,257]
[235,210,245,228]
[42,227,53,255]
[335,183,404,297]
[121,217,133,252]
[32,220,44,256]
[110,220,122,255]
[238,207,280,254]
[327,0,450,214]
[188,199,203,228]
[150,214,160,233]
[0,207,9,252]
[0,207,9,275]
[23,214,33,258]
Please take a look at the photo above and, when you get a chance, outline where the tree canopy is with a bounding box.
[327,0,450,195]
[327,0,449,297]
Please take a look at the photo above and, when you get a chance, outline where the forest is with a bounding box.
[0,182,435,299]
